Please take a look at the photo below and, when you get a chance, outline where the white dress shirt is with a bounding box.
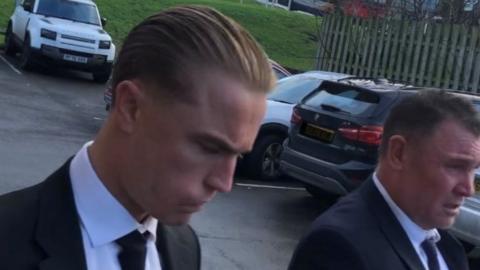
[373,173,449,270]
[70,141,162,270]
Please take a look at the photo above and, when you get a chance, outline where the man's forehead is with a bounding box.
[430,121,480,158]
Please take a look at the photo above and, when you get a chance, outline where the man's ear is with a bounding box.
[386,135,408,171]
[111,80,145,134]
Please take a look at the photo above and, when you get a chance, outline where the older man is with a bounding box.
[289,90,480,270]
[0,5,275,270]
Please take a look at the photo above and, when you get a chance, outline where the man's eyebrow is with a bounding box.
[194,133,244,154]
[446,153,479,166]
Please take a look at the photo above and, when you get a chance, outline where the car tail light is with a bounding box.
[290,108,302,125]
[338,125,383,145]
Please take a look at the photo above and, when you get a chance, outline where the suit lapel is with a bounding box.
[35,159,87,270]
[359,179,425,270]
[156,224,200,270]
[437,230,469,270]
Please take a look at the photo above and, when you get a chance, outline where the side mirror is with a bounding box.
[23,1,33,12]
[101,17,107,27]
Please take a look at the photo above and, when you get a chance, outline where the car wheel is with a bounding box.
[93,69,111,83]
[4,24,17,56]
[20,35,35,71]
[245,134,285,180]
[305,184,339,203]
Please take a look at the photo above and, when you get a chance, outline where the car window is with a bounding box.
[23,0,35,6]
[268,76,322,104]
[304,84,380,116]
[37,0,100,25]
[273,67,288,80]
[22,0,35,10]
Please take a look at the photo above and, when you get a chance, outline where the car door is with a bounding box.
[14,0,35,42]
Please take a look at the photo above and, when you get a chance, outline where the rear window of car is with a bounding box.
[303,82,380,116]
[268,76,322,104]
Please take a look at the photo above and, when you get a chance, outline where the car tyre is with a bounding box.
[4,23,17,56]
[20,35,35,71]
[245,134,285,180]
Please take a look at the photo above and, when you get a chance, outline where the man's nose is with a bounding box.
[457,173,476,198]
[205,156,236,193]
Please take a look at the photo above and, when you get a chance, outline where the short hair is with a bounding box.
[379,89,480,156]
[110,5,276,104]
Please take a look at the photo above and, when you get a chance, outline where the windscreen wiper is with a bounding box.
[320,103,351,114]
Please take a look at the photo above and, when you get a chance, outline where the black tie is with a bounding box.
[116,230,148,270]
[421,238,440,270]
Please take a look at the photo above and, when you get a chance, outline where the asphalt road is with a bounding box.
[0,51,326,270]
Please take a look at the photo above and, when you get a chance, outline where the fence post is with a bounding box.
[418,22,432,87]
[453,26,468,90]
[328,14,343,71]
[315,16,330,70]
[394,20,409,82]
[352,18,365,76]
[463,26,479,91]
[411,22,425,85]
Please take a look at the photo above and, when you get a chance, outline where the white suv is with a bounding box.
[4,0,115,82]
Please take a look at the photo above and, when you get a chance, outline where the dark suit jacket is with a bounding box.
[0,160,201,270]
[288,179,469,270]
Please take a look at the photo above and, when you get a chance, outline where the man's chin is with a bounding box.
[436,217,457,229]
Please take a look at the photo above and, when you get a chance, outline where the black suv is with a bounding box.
[280,78,480,199]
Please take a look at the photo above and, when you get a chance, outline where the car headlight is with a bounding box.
[41,29,57,40]
[99,40,111,49]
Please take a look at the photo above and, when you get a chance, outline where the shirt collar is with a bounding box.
[372,173,441,246]
[69,141,158,247]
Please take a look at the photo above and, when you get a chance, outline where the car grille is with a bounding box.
[61,34,95,44]
[59,48,94,58]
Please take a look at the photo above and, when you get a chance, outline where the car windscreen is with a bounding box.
[267,76,322,104]
[273,68,288,80]
[37,0,100,25]
[304,82,380,116]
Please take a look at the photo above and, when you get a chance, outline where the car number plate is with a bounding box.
[303,123,335,143]
[63,54,88,64]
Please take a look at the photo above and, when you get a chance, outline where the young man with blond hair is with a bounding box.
[0,6,276,270]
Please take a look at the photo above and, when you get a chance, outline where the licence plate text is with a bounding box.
[63,54,88,64]
[303,123,335,143]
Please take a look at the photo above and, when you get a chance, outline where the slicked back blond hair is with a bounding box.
[111,5,276,103]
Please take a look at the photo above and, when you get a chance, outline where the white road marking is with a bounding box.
[235,182,305,191]
[0,54,22,75]
[93,117,103,121]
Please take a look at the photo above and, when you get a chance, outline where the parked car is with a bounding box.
[103,59,292,111]
[4,0,115,82]
[281,80,480,196]
[279,80,480,259]
[276,0,335,16]
[239,70,351,180]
